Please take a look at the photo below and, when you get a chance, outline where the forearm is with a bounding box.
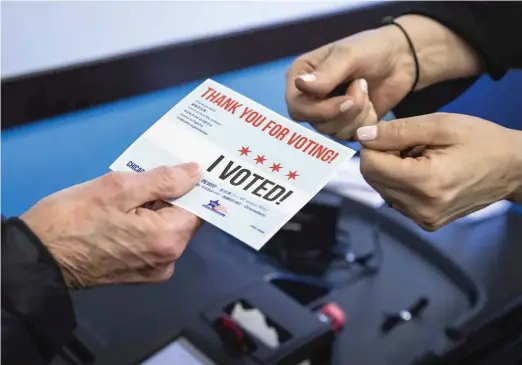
[507,130,522,205]
[391,14,483,91]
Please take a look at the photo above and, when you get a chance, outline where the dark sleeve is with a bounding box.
[1,217,77,365]
[392,1,522,118]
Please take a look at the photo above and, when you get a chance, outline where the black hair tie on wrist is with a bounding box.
[381,16,420,95]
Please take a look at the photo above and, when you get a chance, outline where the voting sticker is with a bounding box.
[110,79,356,250]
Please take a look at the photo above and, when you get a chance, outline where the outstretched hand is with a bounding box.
[21,163,203,289]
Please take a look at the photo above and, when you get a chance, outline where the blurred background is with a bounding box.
[2,1,522,365]
[2,1,367,78]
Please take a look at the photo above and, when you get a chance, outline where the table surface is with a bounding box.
[3,56,522,365]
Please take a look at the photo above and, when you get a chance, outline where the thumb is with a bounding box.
[356,115,456,151]
[295,47,356,98]
[115,163,201,211]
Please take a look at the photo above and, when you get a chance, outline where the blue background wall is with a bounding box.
[441,71,522,131]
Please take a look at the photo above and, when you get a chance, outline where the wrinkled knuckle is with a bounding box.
[417,179,443,202]
[184,213,202,230]
[413,205,440,228]
[393,119,410,141]
[417,170,448,203]
[150,231,178,260]
[432,113,451,136]
[156,166,180,195]
[105,171,129,192]
[154,240,182,261]
[134,221,154,239]
[168,246,183,262]
[158,265,176,282]
[175,223,197,245]
[150,240,167,257]
[156,165,176,182]
[171,243,186,261]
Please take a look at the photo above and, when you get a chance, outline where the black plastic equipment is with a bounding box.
[53,192,490,365]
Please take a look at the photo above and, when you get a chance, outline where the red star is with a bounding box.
[254,155,267,165]
[239,146,251,156]
[270,163,282,172]
[286,170,299,180]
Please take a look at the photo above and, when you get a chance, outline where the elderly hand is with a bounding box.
[358,113,522,231]
[20,163,202,289]
[285,15,481,140]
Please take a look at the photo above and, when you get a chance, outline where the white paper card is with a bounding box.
[110,79,356,250]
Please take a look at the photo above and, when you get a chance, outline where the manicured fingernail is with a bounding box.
[339,99,354,112]
[359,78,368,93]
[181,162,201,178]
[298,73,317,82]
[357,125,377,141]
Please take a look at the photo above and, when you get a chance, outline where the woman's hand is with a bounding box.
[358,113,522,231]
[285,15,482,141]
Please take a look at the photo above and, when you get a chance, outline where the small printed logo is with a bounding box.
[202,199,228,217]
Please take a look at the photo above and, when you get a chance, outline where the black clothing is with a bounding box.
[394,1,522,118]
[2,2,522,364]
[2,218,76,365]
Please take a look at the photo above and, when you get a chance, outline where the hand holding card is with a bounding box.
[110,80,355,250]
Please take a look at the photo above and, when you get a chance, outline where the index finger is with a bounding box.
[359,148,428,188]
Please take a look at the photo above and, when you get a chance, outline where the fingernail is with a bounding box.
[298,73,317,82]
[359,78,368,93]
[181,162,201,178]
[357,125,378,141]
[339,99,354,112]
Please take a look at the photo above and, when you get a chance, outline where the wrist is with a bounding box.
[20,214,84,289]
[46,245,84,289]
[389,14,482,91]
[507,130,522,204]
